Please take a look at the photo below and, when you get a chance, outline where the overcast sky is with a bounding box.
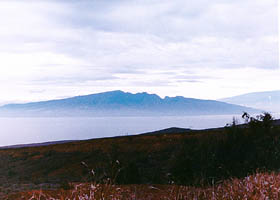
[0,0,278,104]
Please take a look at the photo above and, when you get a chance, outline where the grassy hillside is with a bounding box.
[0,113,279,194]
[7,172,280,200]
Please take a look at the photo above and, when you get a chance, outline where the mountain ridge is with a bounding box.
[0,90,260,117]
[219,90,280,112]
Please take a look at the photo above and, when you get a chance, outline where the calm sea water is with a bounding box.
[0,113,279,146]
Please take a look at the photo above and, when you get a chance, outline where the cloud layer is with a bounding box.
[0,0,278,103]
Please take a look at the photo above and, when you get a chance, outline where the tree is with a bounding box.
[242,112,274,134]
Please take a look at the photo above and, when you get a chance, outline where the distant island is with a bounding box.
[220,90,280,112]
[0,90,259,117]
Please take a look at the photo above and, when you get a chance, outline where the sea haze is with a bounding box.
[2,113,280,147]
[0,115,252,147]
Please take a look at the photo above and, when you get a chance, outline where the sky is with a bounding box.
[0,0,279,104]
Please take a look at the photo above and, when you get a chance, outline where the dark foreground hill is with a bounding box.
[0,115,279,188]
[0,90,259,116]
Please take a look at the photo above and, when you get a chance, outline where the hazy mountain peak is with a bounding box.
[0,90,260,117]
[220,90,280,112]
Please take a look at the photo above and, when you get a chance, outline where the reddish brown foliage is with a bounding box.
[5,172,280,200]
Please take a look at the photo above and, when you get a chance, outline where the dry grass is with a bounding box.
[5,172,280,200]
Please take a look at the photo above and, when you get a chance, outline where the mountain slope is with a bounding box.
[0,90,259,116]
[219,90,280,112]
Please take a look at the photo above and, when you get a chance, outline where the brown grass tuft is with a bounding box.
[5,172,280,200]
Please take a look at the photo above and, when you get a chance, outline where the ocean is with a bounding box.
[0,113,279,146]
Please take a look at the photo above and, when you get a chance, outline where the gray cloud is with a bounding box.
[32,74,120,86]
[174,75,217,80]
[110,68,147,75]
[29,89,46,94]
[0,0,278,102]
